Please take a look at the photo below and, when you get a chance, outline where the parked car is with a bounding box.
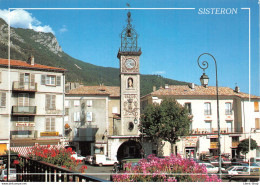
[93,154,118,167]
[229,167,260,182]
[250,157,260,166]
[222,166,248,179]
[198,162,224,174]
[0,168,16,182]
[85,155,93,165]
[71,153,85,162]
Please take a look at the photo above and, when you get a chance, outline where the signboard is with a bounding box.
[40,132,59,137]
[16,122,35,127]
[183,136,198,147]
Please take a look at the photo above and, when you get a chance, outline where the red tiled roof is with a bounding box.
[68,86,120,97]
[0,58,66,72]
[145,85,260,99]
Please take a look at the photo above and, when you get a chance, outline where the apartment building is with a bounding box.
[141,84,260,159]
[65,85,120,157]
[0,57,66,154]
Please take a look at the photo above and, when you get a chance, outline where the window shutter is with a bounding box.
[41,75,46,85]
[19,73,24,86]
[51,95,56,109]
[30,74,35,84]
[1,92,6,107]
[46,117,50,131]
[46,95,50,110]
[56,76,61,86]
[256,118,260,129]
[24,93,29,106]
[51,117,55,131]
[254,102,259,112]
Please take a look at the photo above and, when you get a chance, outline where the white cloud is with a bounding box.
[154,71,166,75]
[59,25,68,33]
[0,9,54,34]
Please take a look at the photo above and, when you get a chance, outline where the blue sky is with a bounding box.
[0,0,259,96]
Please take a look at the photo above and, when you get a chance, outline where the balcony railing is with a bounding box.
[192,127,242,135]
[12,106,36,115]
[0,154,108,182]
[10,130,37,139]
[13,82,37,92]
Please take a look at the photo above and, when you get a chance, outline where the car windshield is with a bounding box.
[227,166,234,171]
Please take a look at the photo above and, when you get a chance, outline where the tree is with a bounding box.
[237,138,258,159]
[140,98,192,154]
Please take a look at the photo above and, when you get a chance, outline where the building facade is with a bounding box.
[0,57,66,154]
[141,84,260,160]
[65,85,120,157]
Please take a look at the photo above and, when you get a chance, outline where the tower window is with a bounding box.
[128,78,133,88]
[128,122,134,131]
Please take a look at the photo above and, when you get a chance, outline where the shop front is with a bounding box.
[183,136,199,159]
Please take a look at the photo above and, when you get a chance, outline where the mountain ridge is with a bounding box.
[0,18,189,96]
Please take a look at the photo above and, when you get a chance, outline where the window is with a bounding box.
[226,121,232,132]
[46,117,55,131]
[256,118,260,130]
[254,102,259,112]
[225,103,232,115]
[74,100,80,107]
[45,95,56,110]
[46,75,56,85]
[204,102,211,115]
[185,103,192,114]
[18,93,29,106]
[74,112,80,122]
[65,108,69,116]
[0,92,6,107]
[127,78,133,88]
[128,122,134,131]
[87,100,92,107]
[205,121,212,132]
[87,112,93,122]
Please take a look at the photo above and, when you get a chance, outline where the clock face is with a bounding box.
[125,59,136,69]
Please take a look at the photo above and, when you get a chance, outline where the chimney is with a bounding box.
[165,84,169,89]
[189,83,195,89]
[28,55,35,66]
[153,86,156,92]
[234,85,240,93]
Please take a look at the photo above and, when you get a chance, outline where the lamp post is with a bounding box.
[197,53,222,176]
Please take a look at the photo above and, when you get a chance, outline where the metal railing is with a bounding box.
[10,130,37,139]
[13,82,37,92]
[192,128,241,134]
[12,106,36,115]
[1,155,108,182]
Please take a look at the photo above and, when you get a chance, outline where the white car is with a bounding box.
[222,166,248,178]
[85,155,93,165]
[0,168,16,182]
[199,163,224,174]
[93,154,118,167]
[71,153,85,162]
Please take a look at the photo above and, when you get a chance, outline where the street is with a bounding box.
[77,163,114,181]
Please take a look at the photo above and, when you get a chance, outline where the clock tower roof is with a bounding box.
[118,11,141,58]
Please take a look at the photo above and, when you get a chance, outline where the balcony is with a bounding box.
[192,128,242,135]
[13,81,37,92]
[10,130,37,139]
[12,106,36,115]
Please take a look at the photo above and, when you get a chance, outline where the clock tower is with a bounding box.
[117,11,142,136]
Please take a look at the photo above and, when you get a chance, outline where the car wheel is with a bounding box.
[99,163,103,167]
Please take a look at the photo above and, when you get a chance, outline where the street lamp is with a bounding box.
[197,53,222,176]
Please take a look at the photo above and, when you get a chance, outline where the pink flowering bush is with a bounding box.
[112,154,221,182]
[27,145,79,170]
